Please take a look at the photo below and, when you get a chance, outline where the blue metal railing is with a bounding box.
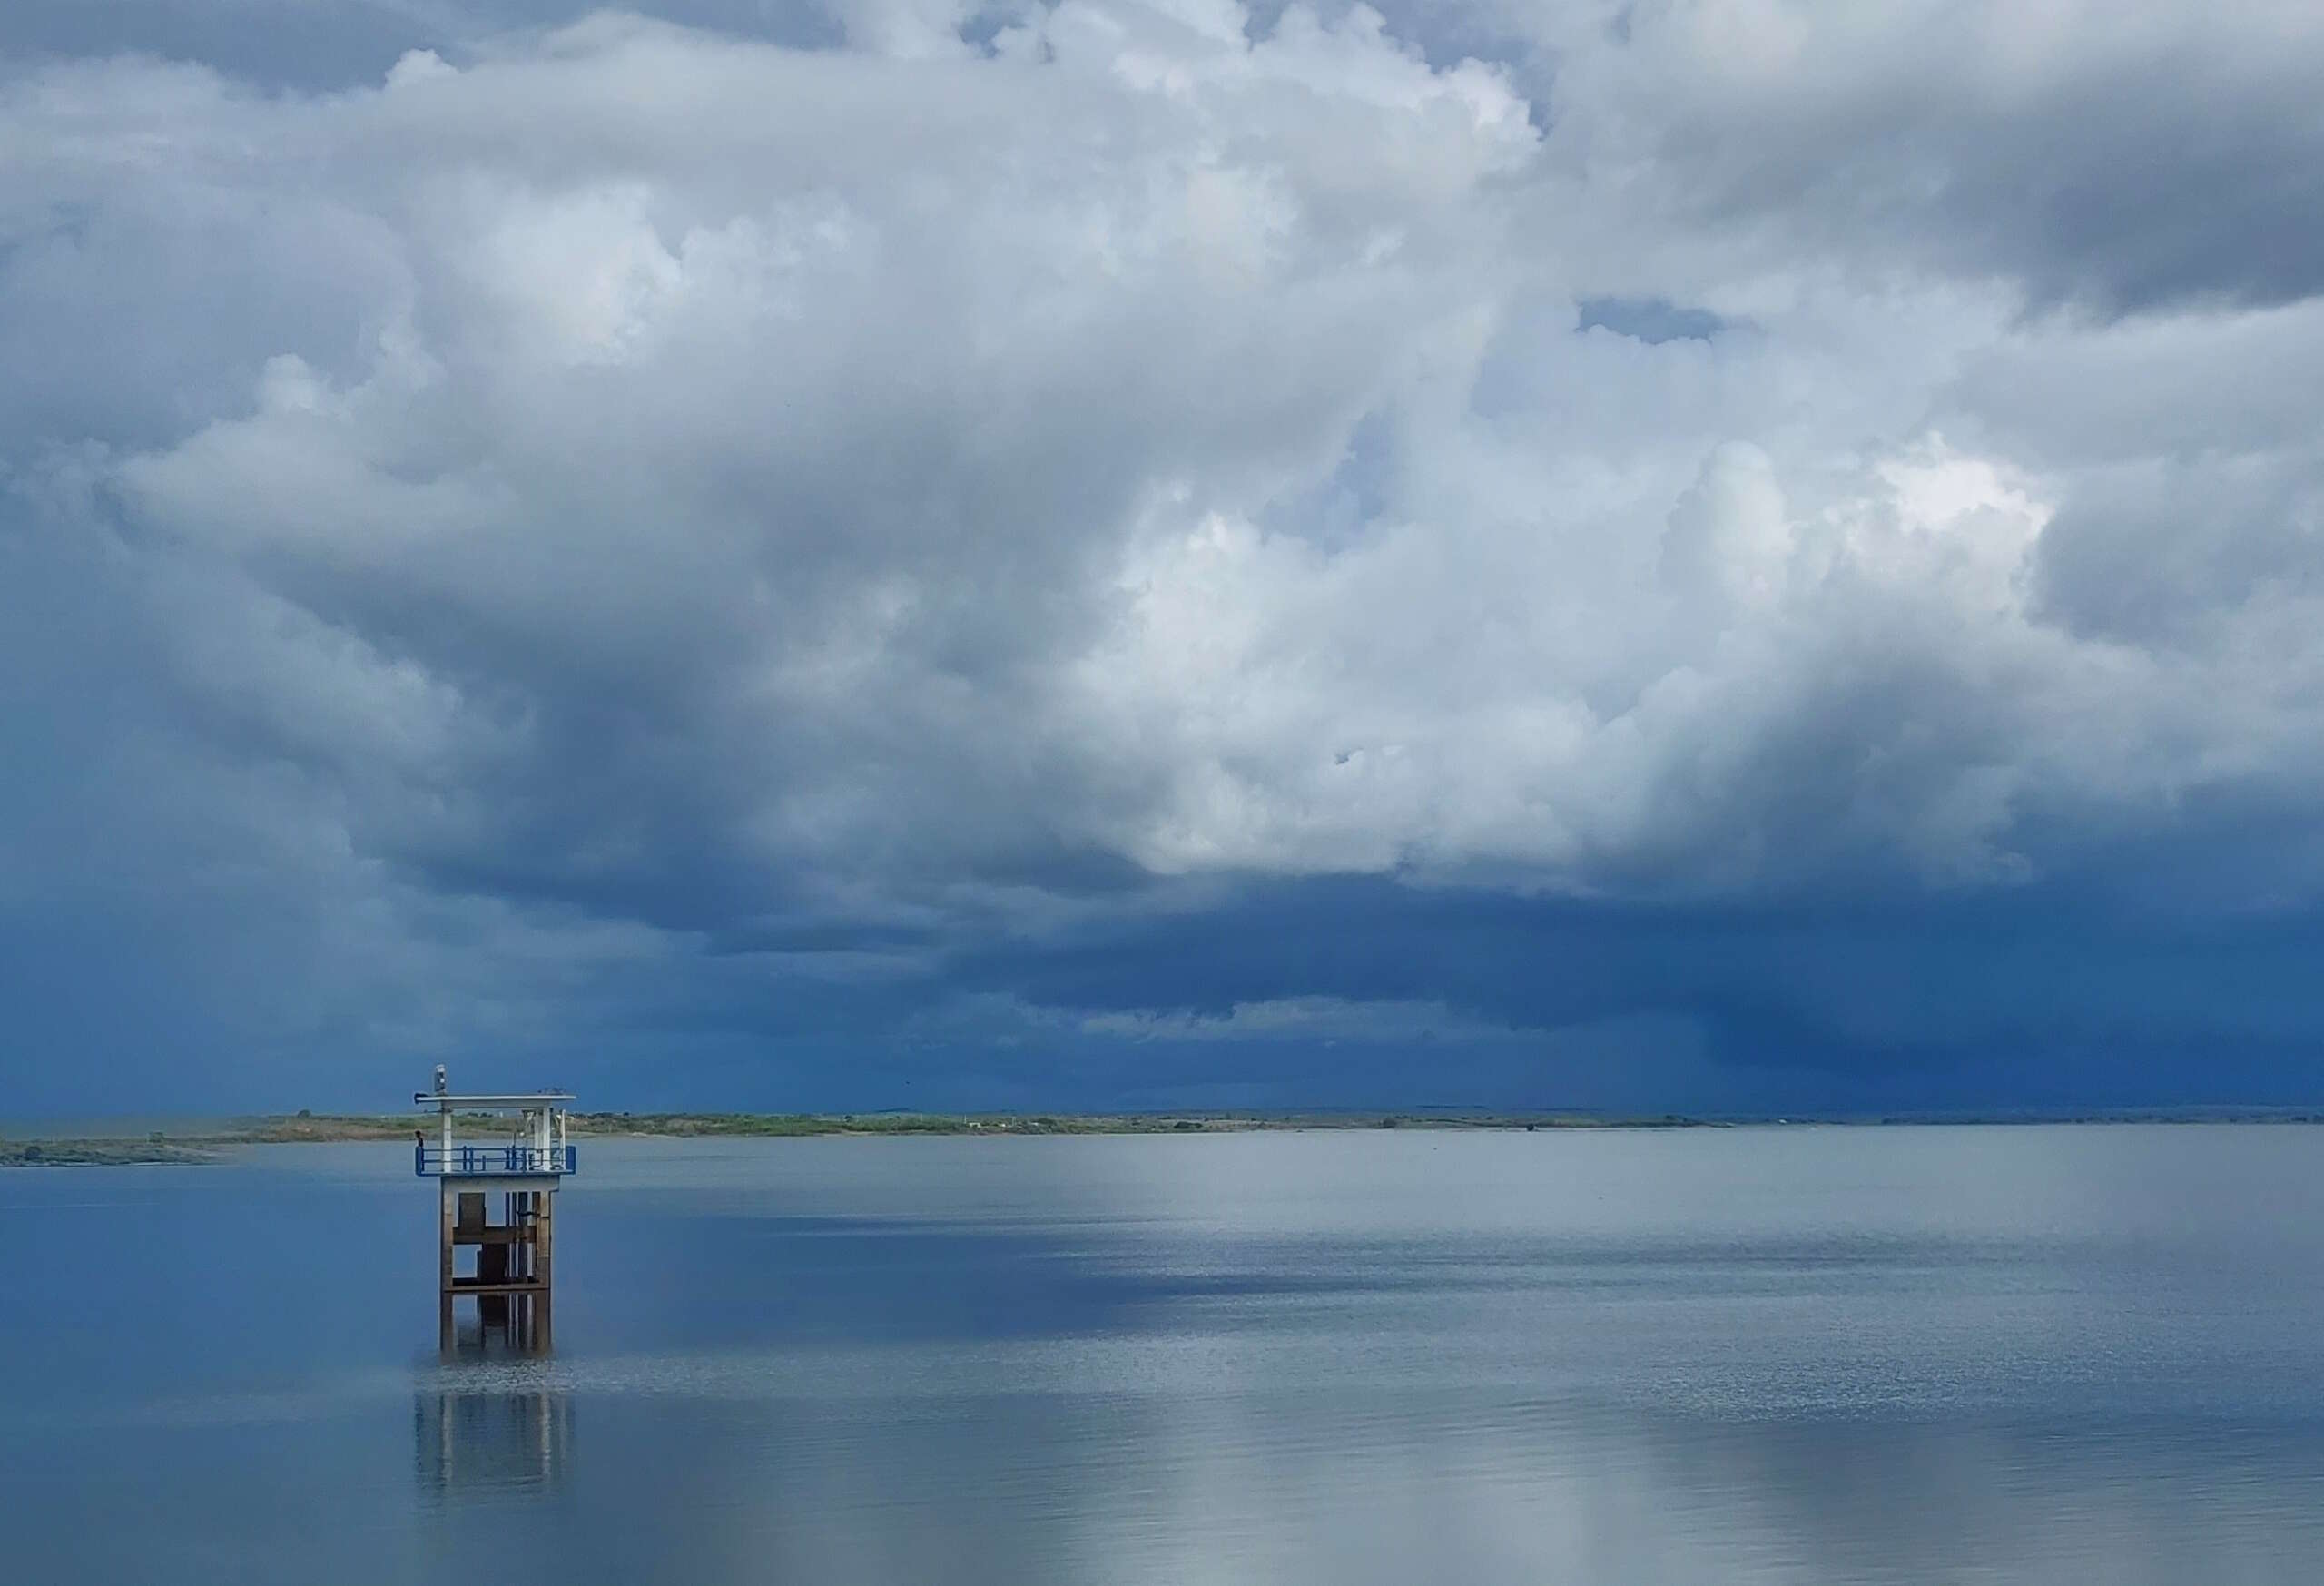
[415,1143,577,1177]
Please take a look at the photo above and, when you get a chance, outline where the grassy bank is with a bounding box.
[1,1138,219,1166]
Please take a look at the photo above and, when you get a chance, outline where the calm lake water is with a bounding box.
[5,1127,2324,1582]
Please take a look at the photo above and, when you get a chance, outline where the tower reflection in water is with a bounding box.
[416,1375,574,1496]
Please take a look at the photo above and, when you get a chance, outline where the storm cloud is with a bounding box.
[4,1,2322,1113]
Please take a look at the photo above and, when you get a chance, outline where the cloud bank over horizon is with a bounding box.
[5,1,2323,1114]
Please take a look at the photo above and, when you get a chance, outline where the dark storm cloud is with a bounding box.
[2030,459,2324,645]
[4,2,2324,1114]
[954,877,2320,1055]
[1530,0,2324,316]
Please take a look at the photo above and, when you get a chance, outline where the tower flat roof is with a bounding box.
[415,1092,576,1108]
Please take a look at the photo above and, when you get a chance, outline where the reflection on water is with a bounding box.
[8,1128,2324,1583]
[415,1384,572,1498]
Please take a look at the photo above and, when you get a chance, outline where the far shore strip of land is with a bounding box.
[0,1108,1701,1164]
[6,1107,2323,1165]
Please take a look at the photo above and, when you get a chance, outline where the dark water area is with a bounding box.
[5,1127,2324,1582]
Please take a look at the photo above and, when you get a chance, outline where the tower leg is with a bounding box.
[533,1191,555,1354]
[438,1184,456,1353]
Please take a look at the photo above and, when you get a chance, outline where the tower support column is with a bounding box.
[438,1182,456,1351]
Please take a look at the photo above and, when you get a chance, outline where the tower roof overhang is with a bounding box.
[415,1092,576,1109]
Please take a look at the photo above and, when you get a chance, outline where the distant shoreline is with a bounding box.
[1,1109,1703,1164]
[5,1108,2324,1166]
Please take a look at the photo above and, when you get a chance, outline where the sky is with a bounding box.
[4,1,2323,1117]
